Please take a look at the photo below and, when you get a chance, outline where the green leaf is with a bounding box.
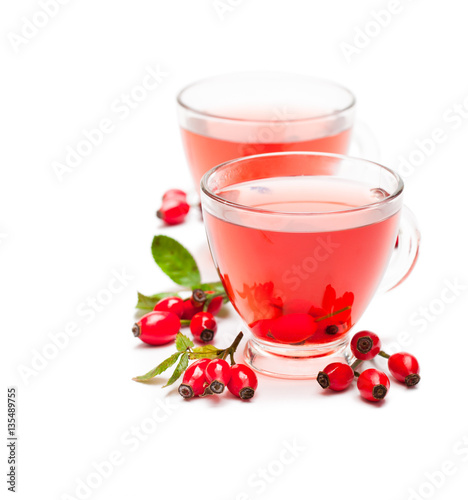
[199,281,226,294]
[132,351,182,382]
[163,352,189,387]
[189,345,222,360]
[152,235,201,288]
[175,333,194,352]
[136,291,177,310]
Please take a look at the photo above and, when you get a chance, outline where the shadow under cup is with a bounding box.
[201,152,404,379]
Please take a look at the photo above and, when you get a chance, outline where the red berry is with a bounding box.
[268,314,317,344]
[191,288,207,307]
[317,362,354,391]
[178,358,211,399]
[181,299,203,320]
[227,364,258,400]
[156,198,190,225]
[205,359,232,394]
[153,296,184,318]
[357,368,390,402]
[250,318,275,339]
[162,189,187,202]
[190,312,217,343]
[206,295,224,316]
[388,352,420,387]
[132,311,180,345]
[350,330,381,360]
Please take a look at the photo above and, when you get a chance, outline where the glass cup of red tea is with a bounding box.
[200,152,419,379]
[177,72,377,192]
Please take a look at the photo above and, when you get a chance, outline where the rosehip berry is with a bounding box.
[132,311,180,346]
[250,318,276,340]
[190,312,217,343]
[156,198,190,225]
[227,364,258,400]
[325,325,339,335]
[153,296,184,318]
[357,368,390,402]
[205,359,232,394]
[191,288,207,307]
[268,314,317,344]
[162,189,187,202]
[181,299,203,320]
[317,362,354,391]
[388,352,420,387]
[178,358,211,399]
[206,295,224,316]
[350,330,381,360]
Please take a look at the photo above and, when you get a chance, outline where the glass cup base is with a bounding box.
[243,336,354,379]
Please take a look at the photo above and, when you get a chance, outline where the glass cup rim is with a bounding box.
[200,151,404,217]
[176,71,356,125]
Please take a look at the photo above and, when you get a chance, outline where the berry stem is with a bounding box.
[378,350,391,359]
[225,332,243,365]
[315,306,351,323]
[180,319,191,327]
[203,291,228,311]
[350,359,363,371]
[353,370,361,378]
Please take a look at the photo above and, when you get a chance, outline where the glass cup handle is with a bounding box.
[379,206,421,293]
[350,120,381,161]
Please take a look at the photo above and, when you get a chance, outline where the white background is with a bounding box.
[2,1,468,499]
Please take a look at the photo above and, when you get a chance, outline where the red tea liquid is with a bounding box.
[203,176,400,347]
[181,127,351,189]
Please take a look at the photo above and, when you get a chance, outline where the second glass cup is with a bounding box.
[177,72,357,190]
